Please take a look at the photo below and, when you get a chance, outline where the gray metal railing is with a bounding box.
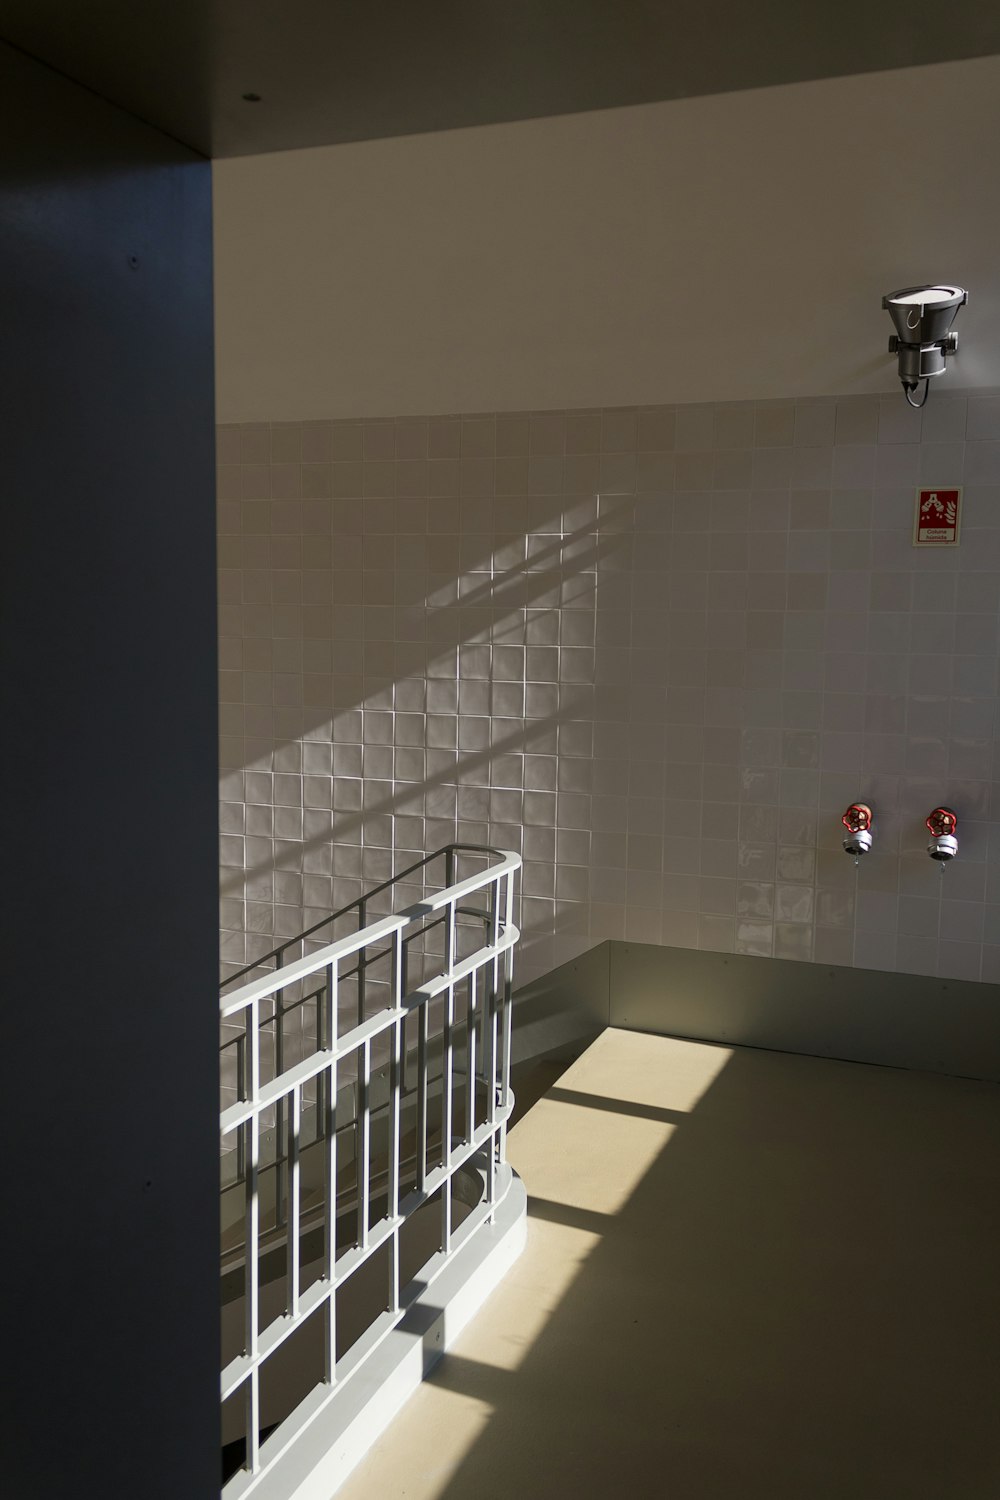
[219,844,520,1495]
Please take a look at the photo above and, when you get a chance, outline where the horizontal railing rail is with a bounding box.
[220,844,476,991]
[219,844,520,1496]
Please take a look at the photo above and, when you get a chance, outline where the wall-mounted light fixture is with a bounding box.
[926,806,958,862]
[883,285,966,409]
[842,803,873,864]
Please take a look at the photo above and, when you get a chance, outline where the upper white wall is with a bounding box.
[214,56,1000,422]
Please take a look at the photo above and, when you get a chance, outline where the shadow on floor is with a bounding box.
[508,1042,594,1130]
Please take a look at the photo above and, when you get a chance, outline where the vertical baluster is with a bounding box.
[356,898,367,1027]
[358,1035,371,1250]
[236,1034,246,1184]
[288,1084,301,1320]
[244,995,260,1470]
[499,871,515,1166]
[465,968,476,1144]
[441,896,456,1252]
[485,883,500,1211]
[490,870,502,1097]
[388,927,403,1315]
[400,935,410,1098]
[324,960,338,1385]
[245,1368,259,1477]
[273,949,285,1231]
[416,1002,428,1193]
[315,986,325,1149]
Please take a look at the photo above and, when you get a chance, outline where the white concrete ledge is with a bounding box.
[235,1165,527,1500]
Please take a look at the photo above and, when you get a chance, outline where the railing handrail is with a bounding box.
[220,845,518,1020]
[217,902,493,1062]
[220,841,521,1493]
[219,842,510,992]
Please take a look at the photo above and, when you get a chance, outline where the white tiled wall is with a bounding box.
[218,391,1000,988]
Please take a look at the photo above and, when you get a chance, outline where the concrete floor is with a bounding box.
[336,1028,1000,1500]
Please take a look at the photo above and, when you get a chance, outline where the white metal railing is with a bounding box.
[219,844,520,1495]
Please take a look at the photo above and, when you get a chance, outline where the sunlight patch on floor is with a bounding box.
[335,1028,1000,1500]
[509,1029,732,1217]
[543,1026,734,1115]
[334,1029,732,1500]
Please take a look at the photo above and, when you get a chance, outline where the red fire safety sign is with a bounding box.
[913,487,961,546]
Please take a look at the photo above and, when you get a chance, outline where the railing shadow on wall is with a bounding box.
[219,404,1000,990]
[221,496,635,988]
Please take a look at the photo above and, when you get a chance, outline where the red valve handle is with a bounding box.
[842,803,872,833]
[926,806,957,836]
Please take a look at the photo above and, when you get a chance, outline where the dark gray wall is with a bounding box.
[0,43,218,1498]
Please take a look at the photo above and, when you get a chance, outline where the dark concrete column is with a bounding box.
[0,40,219,1498]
